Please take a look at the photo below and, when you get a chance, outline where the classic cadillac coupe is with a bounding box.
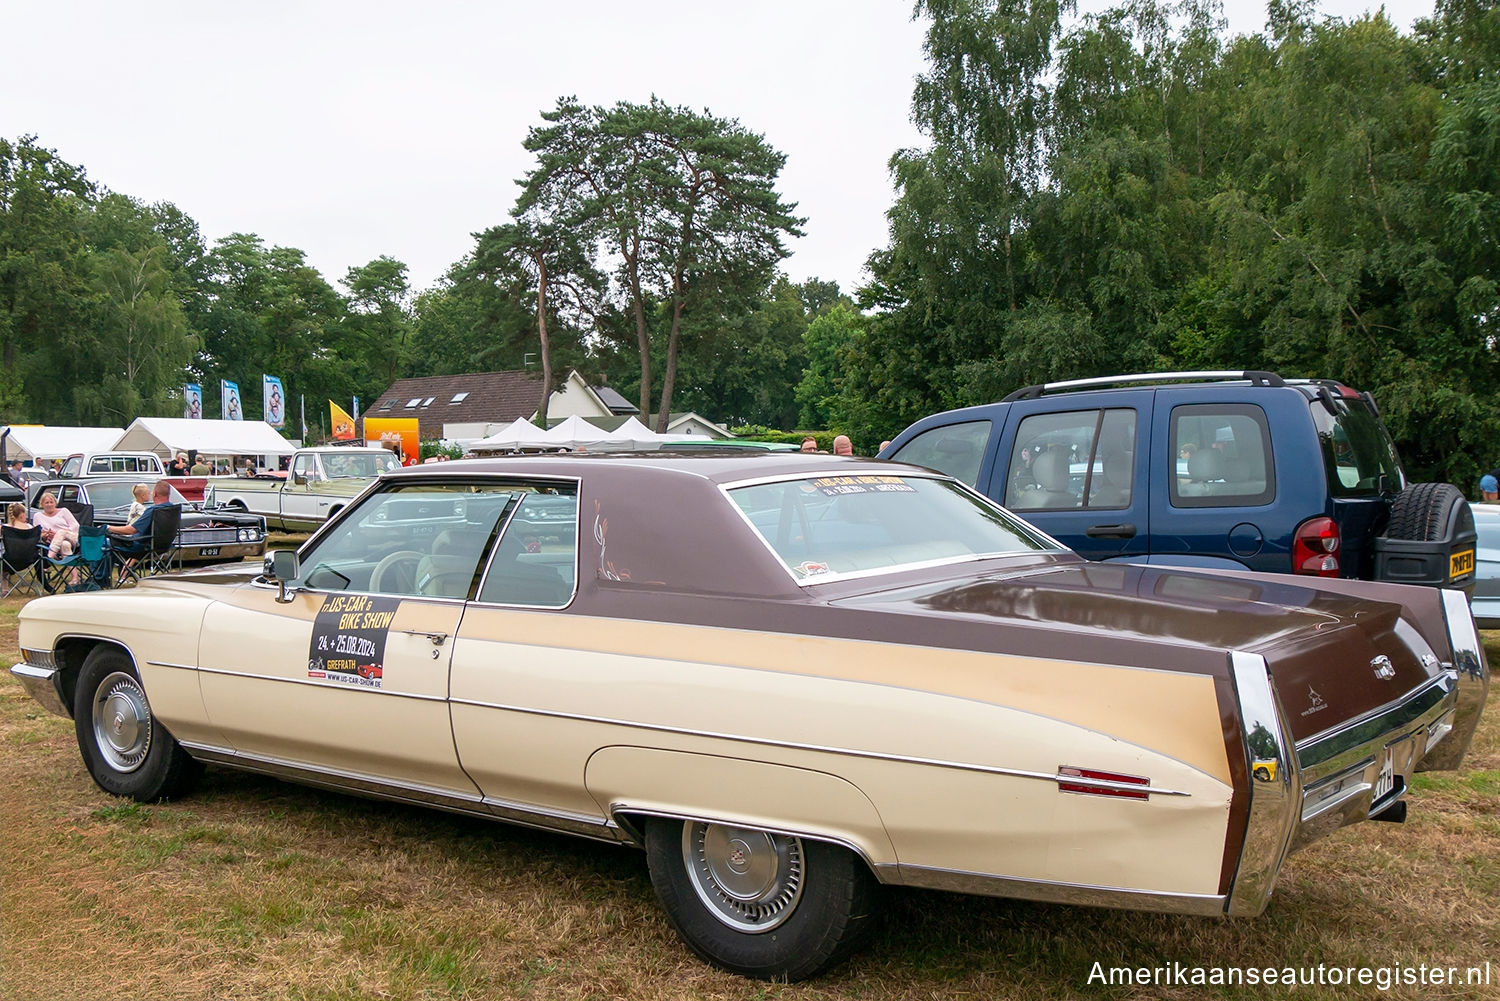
[10,454,1490,979]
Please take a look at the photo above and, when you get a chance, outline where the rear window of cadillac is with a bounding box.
[727,474,1053,582]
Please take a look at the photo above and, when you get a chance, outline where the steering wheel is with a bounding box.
[369,550,422,594]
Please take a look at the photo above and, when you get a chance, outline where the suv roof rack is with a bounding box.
[1001,370,1286,402]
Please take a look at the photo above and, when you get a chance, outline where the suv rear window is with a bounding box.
[1311,398,1406,497]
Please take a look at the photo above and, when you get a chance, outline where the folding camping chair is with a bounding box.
[113,504,181,587]
[40,524,112,592]
[1,524,45,597]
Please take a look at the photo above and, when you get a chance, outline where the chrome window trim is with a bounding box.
[1421,589,1491,771]
[472,483,580,611]
[288,474,582,607]
[449,695,1190,796]
[1226,650,1300,917]
[717,470,1060,588]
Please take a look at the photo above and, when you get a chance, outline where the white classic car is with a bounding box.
[10,454,1490,979]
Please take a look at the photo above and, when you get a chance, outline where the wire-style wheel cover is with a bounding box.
[682,821,805,933]
[91,671,152,772]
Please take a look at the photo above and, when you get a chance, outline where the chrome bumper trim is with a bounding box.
[1226,651,1299,917]
[1418,589,1490,771]
[9,662,70,719]
[886,862,1227,917]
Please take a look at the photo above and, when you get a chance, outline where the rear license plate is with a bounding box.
[199,547,220,557]
[1451,549,1475,578]
[1372,747,1395,802]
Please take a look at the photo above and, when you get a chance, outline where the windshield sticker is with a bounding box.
[810,475,917,496]
[307,594,402,689]
[797,561,831,577]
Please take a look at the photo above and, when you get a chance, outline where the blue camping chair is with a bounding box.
[40,524,112,592]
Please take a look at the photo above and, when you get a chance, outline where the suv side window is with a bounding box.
[888,420,990,486]
[1005,409,1136,510]
[1170,404,1274,507]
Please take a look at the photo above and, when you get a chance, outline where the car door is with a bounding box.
[280,452,327,524]
[988,392,1152,561]
[1146,391,1279,571]
[446,480,605,829]
[195,480,510,797]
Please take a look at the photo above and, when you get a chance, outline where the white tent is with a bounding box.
[2,425,123,463]
[597,416,683,449]
[468,418,559,454]
[112,418,298,458]
[540,414,619,449]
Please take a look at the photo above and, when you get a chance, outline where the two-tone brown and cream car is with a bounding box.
[11,454,1490,979]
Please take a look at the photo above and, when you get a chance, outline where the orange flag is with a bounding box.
[330,402,356,441]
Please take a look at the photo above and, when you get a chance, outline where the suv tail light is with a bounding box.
[1294,516,1341,576]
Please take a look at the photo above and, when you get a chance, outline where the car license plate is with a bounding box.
[200,547,220,557]
[1372,747,1395,802]
[1450,549,1475,578]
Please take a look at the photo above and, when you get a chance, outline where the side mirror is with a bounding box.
[293,474,307,486]
[269,549,300,603]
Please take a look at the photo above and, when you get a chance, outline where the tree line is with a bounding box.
[3,0,1498,483]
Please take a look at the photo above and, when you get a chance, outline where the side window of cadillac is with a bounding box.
[297,483,518,599]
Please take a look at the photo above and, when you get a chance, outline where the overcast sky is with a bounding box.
[5,1,1435,298]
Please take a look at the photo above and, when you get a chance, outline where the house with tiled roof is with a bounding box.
[367,371,545,440]
[368,370,655,441]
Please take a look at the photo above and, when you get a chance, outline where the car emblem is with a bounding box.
[1371,655,1395,680]
[1300,686,1328,717]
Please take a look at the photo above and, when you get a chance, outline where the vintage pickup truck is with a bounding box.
[206,446,400,532]
[55,451,210,501]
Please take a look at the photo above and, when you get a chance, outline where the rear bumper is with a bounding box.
[1226,596,1488,916]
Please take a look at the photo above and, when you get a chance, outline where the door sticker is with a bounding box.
[307,594,401,688]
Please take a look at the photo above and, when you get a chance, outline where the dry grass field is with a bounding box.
[0,591,1495,1000]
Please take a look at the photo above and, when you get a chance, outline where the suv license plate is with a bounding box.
[200,547,220,557]
[1372,747,1395,803]
[1451,549,1475,577]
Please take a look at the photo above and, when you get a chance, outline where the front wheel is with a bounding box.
[73,647,200,801]
[644,817,880,981]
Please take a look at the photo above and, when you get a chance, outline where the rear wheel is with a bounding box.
[73,646,200,801]
[1386,482,1467,541]
[644,817,880,981]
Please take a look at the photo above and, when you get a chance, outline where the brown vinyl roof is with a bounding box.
[368,371,543,439]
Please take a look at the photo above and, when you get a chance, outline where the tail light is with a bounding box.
[1294,516,1340,576]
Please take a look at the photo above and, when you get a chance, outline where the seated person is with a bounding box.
[6,502,31,529]
[107,481,174,552]
[126,483,150,523]
[34,490,80,558]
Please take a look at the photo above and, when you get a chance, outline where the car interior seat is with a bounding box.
[1012,448,1077,509]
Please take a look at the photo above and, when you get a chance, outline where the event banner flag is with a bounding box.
[330,401,357,440]
[222,380,243,421]
[263,374,285,428]
[183,383,203,419]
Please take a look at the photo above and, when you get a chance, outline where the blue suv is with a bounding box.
[882,371,1475,589]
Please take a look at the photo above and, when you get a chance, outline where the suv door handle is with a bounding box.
[1086,523,1137,539]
